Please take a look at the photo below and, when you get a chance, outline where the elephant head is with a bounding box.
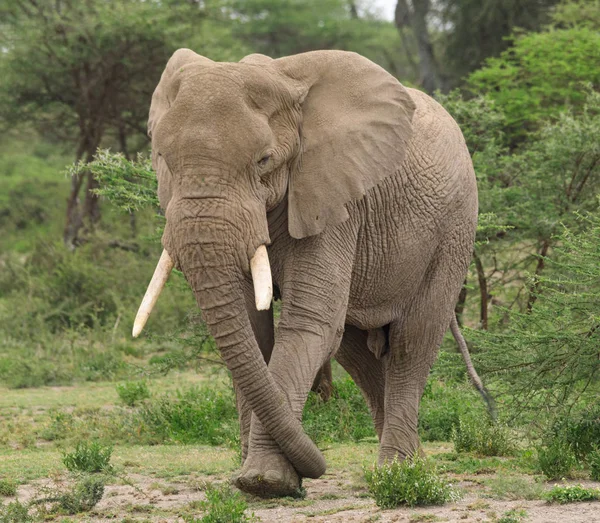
[133,49,415,479]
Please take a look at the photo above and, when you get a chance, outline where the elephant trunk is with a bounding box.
[167,212,326,479]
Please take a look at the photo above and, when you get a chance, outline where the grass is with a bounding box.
[486,474,545,500]
[537,439,578,480]
[452,416,515,457]
[116,380,151,406]
[364,455,460,508]
[0,479,17,497]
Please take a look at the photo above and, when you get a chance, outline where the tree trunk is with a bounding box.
[395,0,442,93]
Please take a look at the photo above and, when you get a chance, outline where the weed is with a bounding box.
[364,455,460,508]
[498,508,528,523]
[544,484,600,504]
[183,482,257,523]
[116,380,150,406]
[62,441,113,473]
[452,416,514,456]
[550,405,600,460]
[53,475,105,514]
[537,439,577,480]
[588,447,600,481]
[0,479,17,497]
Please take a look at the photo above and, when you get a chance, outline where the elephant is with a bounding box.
[132,48,489,498]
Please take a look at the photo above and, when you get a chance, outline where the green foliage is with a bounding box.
[74,150,159,213]
[544,484,600,504]
[116,380,151,406]
[0,479,17,497]
[303,377,375,443]
[62,441,113,473]
[468,28,600,141]
[419,380,483,442]
[549,405,600,461]
[550,0,600,30]
[137,386,239,446]
[364,456,460,509]
[452,417,514,457]
[183,482,256,523]
[589,448,600,481]
[537,440,577,480]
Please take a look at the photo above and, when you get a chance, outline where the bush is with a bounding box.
[183,482,256,523]
[116,380,150,406]
[588,448,600,481]
[537,439,578,480]
[62,441,113,473]
[364,455,460,509]
[52,476,105,514]
[551,406,600,461]
[303,377,375,443]
[544,484,600,504]
[0,479,17,497]
[498,509,528,523]
[452,417,514,457]
[0,501,32,523]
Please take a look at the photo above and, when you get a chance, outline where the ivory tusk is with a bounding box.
[250,245,273,311]
[132,249,174,338]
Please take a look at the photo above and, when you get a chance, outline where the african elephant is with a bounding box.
[133,48,486,498]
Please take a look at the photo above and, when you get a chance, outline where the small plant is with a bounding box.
[62,441,113,473]
[0,500,32,523]
[364,455,460,509]
[498,508,528,523]
[452,416,514,457]
[116,380,150,406]
[588,447,600,481]
[183,482,256,523]
[537,439,577,480]
[544,484,600,504]
[0,479,17,497]
[32,475,105,515]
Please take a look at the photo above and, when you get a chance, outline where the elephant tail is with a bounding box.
[450,315,497,420]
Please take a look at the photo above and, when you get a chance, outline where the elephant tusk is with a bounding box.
[132,249,174,338]
[250,245,273,311]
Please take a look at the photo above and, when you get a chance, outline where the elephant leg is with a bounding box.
[237,279,275,464]
[311,359,333,402]
[335,325,386,440]
[379,243,469,464]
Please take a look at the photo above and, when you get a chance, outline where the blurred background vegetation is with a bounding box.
[0,0,599,475]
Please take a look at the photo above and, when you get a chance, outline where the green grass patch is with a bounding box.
[116,380,151,406]
[364,455,460,508]
[537,439,578,480]
[0,479,17,497]
[183,482,257,522]
[452,416,515,457]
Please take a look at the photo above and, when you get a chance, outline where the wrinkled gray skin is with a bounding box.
[149,49,478,497]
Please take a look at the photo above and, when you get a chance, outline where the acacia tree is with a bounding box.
[0,0,180,248]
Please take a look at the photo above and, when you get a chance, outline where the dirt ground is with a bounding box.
[10,469,600,522]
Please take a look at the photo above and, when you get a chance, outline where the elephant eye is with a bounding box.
[258,154,271,167]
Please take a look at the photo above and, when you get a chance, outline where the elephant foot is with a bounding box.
[233,452,301,498]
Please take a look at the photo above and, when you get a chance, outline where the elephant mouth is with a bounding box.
[132,244,273,338]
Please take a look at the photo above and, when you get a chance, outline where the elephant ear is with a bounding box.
[148,49,214,208]
[274,51,416,239]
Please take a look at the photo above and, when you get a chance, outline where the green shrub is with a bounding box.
[62,441,113,473]
[551,406,600,460]
[419,380,483,442]
[588,448,600,481]
[537,439,578,480]
[0,479,17,497]
[364,455,460,509]
[53,476,105,514]
[138,386,238,446]
[303,377,375,443]
[116,380,150,406]
[0,501,32,523]
[544,484,600,504]
[452,417,514,457]
[183,482,256,523]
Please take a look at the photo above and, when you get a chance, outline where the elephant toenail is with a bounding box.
[263,470,282,484]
